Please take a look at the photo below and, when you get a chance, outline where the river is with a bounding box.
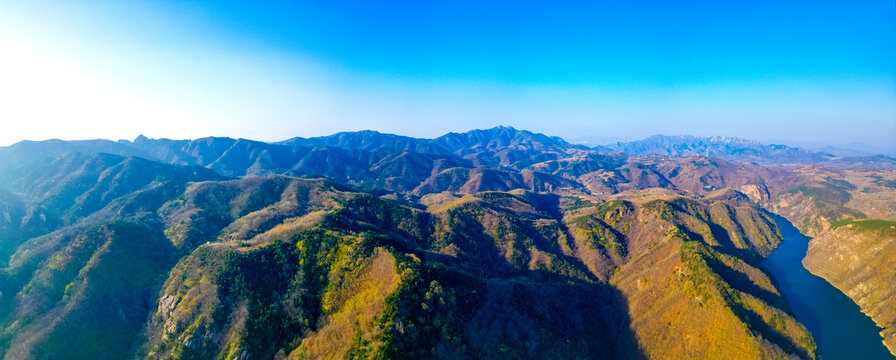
[762,215,894,359]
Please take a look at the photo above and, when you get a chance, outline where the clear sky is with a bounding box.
[0,1,894,151]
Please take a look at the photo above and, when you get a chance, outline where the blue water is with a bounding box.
[762,215,894,360]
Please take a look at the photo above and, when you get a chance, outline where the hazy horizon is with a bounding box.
[1,1,894,152]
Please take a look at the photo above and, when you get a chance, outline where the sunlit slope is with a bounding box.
[570,194,814,359]
[770,169,896,355]
[142,184,814,359]
[0,154,222,360]
[139,181,639,359]
[803,219,896,354]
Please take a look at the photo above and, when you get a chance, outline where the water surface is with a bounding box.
[762,215,893,359]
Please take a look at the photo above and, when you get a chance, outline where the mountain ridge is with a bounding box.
[6,126,892,172]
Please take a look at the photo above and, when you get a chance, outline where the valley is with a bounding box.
[0,127,892,359]
[762,216,892,359]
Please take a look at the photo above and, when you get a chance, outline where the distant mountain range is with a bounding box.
[2,126,893,176]
[605,135,835,164]
[1,127,893,204]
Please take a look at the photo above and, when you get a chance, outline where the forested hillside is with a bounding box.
[0,127,892,359]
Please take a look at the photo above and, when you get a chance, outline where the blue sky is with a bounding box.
[0,1,894,151]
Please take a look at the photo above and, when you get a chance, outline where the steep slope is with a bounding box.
[802,219,896,354]
[0,190,27,264]
[0,153,638,359]
[0,152,224,245]
[413,167,584,196]
[1,220,176,360]
[650,156,795,202]
[769,168,896,356]
[769,170,867,237]
[528,153,628,179]
[600,196,813,359]
[0,154,224,360]
[0,153,810,359]
[139,181,641,359]
[283,147,470,194]
[0,170,360,359]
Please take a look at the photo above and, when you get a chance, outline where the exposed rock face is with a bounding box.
[802,220,896,355]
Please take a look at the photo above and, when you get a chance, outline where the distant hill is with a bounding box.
[277,130,450,155]
[3,128,893,200]
[605,135,837,165]
[0,127,609,196]
[432,125,592,168]
[281,126,593,169]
